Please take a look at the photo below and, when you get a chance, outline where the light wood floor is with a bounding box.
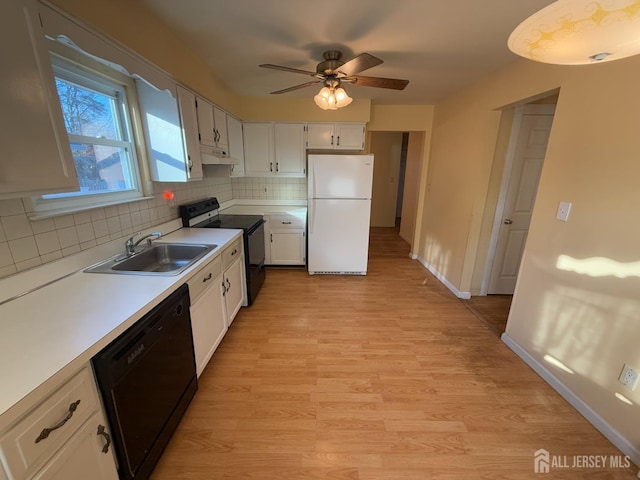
[462,295,512,338]
[151,227,636,479]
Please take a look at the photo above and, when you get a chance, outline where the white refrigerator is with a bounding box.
[307,154,374,275]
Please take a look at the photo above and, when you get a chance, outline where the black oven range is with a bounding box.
[179,198,265,306]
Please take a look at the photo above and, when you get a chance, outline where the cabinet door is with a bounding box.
[243,123,274,176]
[190,274,227,377]
[270,231,305,265]
[227,116,245,176]
[0,0,79,198]
[224,259,244,326]
[213,106,229,149]
[335,124,366,150]
[195,97,216,146]
[32,413,118,480]
[274,124,305,176]
[306,123,334,149]
[176,86,203,180]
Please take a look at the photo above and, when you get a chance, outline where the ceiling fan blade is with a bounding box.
[270,81,321,94]
[259,64,316,76]
[348,75,409,90]
[338,53,383,76]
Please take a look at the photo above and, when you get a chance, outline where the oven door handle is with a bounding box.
[247,219,266,235]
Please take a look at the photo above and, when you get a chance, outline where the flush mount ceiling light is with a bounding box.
[313,78,353,110]
[508,0,640,65]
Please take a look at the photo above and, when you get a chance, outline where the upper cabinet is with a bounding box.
[136,81,202,182]
[196,97,229,164]
[0,0,79,199]
[274,123,306,176]
[306,123,366,150]
[243,123,305,177]
[243,123,274,176]
[227,116,245,177]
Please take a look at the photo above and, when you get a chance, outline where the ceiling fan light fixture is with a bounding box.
[508,0,640,65]
[314,85,352,110]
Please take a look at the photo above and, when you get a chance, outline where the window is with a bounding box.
[30,52,146,214]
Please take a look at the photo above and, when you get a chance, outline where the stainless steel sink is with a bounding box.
[84,243,217,276]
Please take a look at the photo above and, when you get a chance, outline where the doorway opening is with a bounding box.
[369,131,423,253]
[472,93,558,335]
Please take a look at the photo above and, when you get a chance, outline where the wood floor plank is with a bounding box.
[150,227,636,479]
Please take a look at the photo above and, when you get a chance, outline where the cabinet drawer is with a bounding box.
[222,238,242,269]
[0,368,98,478]
[187,255,222,303]
[267,214,305,229]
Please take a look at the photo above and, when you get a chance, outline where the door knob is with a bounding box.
[503,218,513,225]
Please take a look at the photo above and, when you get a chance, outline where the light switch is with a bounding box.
[556,201,572,221]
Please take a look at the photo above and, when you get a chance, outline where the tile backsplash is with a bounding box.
[0,177,231,279]
[231,177,307,201]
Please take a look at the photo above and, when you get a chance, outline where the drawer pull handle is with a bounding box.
[35,399,81,443]
[222,280,227,296]
[226,278,231,292]
[203,273,212,282]
[97,424,112,454]
[282,221,292,224]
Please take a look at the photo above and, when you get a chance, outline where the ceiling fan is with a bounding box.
[259,50,409,109]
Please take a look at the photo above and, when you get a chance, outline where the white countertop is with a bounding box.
[0,227,242,427]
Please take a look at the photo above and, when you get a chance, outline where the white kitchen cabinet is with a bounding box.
[243,123,274,176]
[188,255,227,377]
[274,123,306,176]
[0,0,79,199]
[32,412,117,480]
[227,115,245,177]
[221,238,245,325]
[265,213,306,266]
[0,366,117,480]
[306,123,366,150]
[195,97,229,165]
[136,81,203,182]
[270,231,305,265]
[244,123,305,177]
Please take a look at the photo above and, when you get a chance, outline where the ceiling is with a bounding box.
[140,0,555,104]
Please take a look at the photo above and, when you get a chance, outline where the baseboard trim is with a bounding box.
[414,256,471,299]
[501,333,640,467]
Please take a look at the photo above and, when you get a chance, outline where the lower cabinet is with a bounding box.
[270,231,305,265]
[265,214,306,266]
[187,237,245,376]
[0,366,118,480]
[222,239,245,326]
[188,256,227,378]
[32,413,117,480]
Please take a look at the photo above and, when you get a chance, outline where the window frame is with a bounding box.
[26,43,151,216]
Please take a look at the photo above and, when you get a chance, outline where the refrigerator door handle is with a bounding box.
[309,202,315,234]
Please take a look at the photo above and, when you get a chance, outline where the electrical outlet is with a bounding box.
[619,364,639,390]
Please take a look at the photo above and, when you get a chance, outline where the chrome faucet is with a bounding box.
[125,232,162,256]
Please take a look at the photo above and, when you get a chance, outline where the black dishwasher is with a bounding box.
[92,284,197,480]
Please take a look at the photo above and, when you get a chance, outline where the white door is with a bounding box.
[270,231,305,265]
[190,275,227,377]
[335,124,365,150]
[308,154,374,198]
[306,123,334,148]
[488,107,554,294]
[243,123,274,175]
[274,123,305,176]
[224,259,244,325]
[308,199,371,274]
